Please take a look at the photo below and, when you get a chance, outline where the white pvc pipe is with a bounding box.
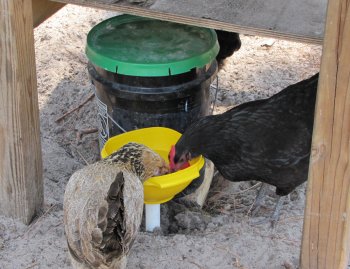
[145,204,160,232]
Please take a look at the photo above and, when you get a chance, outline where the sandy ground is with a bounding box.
[0,4,323,269]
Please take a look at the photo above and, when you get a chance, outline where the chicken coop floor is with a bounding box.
[0,4,325,269]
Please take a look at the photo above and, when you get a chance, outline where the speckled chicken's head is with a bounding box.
[106,142,169,181]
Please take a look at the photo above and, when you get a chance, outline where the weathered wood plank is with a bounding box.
[53,0,326,44]
[177,159,214,208]
[0,0,43,224]
[301,0,350,267]
[32,0,65,28]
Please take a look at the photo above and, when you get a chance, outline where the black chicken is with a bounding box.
[215,30,241,67]
[169,73,319,223]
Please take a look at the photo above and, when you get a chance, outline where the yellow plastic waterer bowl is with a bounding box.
[101,127,205,204]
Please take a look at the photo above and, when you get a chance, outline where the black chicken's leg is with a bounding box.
[270,196,285,223]
[248,183,287,227]
[250,183,269,216]
[251,195,286,227]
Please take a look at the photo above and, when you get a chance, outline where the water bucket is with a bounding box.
[86,15,219,149]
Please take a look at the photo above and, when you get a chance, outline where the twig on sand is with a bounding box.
[183,260,204,269]
[55,92,94,122]
[260,234,300,246]
[158,259,204,269]
[233,182,261,195]
[282,261,295,269]
[277,215,304,224]
[215,244,244,268]
[26,262,39,269]
[70,145,90,165]
[24,204,57,238]
[76,128,98,141]
[205,182,261,215]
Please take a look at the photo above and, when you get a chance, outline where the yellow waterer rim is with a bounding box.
[101,127,205,204]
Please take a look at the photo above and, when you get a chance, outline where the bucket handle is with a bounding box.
[108,113,127,133]
[210,76,219,114]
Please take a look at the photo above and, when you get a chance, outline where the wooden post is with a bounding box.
[0,0,43,224]
[32,0,65,28]
[301,0,350,268]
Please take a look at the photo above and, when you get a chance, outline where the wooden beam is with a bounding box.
[177,159,214,208]
[32,0,65,28]
[53,0,326,44]
[0,0,43,224]
[301,0,350,267]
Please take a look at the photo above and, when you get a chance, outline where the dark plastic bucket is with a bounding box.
[89,61,217,148]
[86,15,219,199]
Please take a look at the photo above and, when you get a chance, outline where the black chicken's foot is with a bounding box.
[248,183,269,216]
[250,195,286,227]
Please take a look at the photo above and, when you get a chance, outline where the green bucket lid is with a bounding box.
[86,15,219,77]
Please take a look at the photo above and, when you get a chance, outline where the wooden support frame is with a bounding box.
[0,0,43,224]
[32,0,65,28]
[54,0,326,44]
[0,0,349,267]
[301,0,350,268]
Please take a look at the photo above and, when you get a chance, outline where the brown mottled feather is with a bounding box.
[63,143,168,269]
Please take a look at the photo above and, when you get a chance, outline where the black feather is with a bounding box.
[215,30,241,65]
[175,73,319,196]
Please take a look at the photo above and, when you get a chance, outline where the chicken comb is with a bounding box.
[169,145,190,171]
[169,145,176,170]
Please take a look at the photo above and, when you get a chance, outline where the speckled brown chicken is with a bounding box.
[63,143,169,269]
